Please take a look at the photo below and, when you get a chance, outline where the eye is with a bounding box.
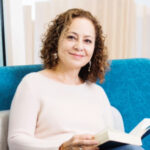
[67,35,76,40]
[85,39,92,44]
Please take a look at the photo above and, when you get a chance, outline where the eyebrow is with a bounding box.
[68,32,94,39]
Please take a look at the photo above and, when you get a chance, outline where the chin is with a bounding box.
[63,58,89,69]
[68,62,88,69]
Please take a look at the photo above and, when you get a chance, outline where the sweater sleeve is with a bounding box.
[97,86,115,129]
[8,75,66,150]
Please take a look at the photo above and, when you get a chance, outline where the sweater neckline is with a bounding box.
[35,72,87,88]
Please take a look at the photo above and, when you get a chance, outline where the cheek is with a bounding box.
[59,41,73,52]
[86,45,95,57]
[58,42,72,58]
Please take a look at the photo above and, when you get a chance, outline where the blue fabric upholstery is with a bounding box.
[0,58,149,149]
[97,58,150,150]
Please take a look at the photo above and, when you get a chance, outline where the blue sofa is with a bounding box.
[0,58,150,150]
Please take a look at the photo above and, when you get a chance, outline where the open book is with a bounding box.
[94,118,150,149]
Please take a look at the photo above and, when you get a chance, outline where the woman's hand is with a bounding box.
[59,134,99,150]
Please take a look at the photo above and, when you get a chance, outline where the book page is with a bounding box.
[130,118,150,138]
[95,128,142,147]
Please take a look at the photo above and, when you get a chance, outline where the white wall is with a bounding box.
[3,0,26,66]
[3,0,150,66]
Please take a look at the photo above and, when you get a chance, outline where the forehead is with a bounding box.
[64,18,95,37]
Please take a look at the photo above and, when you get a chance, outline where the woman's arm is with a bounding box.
[8,75,66,150]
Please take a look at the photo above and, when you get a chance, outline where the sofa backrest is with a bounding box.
[0,64,43,110]
[0,58,150,149]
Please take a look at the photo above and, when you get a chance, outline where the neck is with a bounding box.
[52,64,83,85]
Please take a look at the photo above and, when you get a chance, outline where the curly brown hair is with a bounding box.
[40,8,109,83]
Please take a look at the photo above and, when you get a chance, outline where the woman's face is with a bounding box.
[57,17,96,70]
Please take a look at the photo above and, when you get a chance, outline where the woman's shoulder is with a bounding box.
[86,81,102,88]
[19,72,44,87]
[22,69,49,80]
[86,81,105,92]
[22,72,39,81]
[21,69,58,86]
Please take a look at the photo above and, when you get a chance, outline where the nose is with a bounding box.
[74,41,84,51]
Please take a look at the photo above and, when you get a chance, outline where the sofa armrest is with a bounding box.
[111,106,124,131]
[0,110,9,150]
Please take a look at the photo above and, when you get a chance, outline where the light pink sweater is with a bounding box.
[8,72,114,150]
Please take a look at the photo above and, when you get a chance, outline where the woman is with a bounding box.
[8,8,144,150]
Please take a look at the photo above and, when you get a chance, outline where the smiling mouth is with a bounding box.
[69,52,84,58]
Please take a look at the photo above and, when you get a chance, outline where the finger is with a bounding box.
[74,139,98,147]
[83,146,99,150]
[72,135,98,146]
[75,134,95,140]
